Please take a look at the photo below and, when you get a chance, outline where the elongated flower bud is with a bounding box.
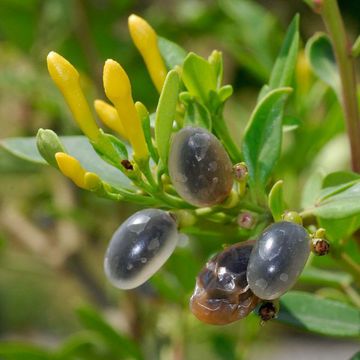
[55,152,100,190]
[47,52,100,141]
[128,14,167,93]
[94,99,127,140]
[103,59,148,161]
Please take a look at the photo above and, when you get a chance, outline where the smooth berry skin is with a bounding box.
[168,127,233,207]
[104,209,178,289]
[247,221,310,300]
[190,241,259,325]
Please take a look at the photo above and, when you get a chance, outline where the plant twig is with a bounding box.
[318,0,360,172]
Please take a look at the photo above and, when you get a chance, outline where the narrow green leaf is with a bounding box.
[277,291,360,337]
[76,306,142,360]
[306,33,341,99]
[155,70,180,167]
[0,136,133,190]
[268,180,286,221]
[158,36,187,69]
[317,179,360,202]
[268,14,299,90]
[182,52,217,105]
[242,87,292,192]
[136,102,159,163]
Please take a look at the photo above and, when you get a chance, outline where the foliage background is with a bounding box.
[0,0,359,359]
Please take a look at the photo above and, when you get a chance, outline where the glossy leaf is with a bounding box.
[155,70,180,167]
[282,115,301,132]
[306,33,341,99]
[182,52,217,105]
[0,136,133,190]
[76,306,142,360]
[158,36,187,69]
[242,87,292,192]
[267,14,299,92]
[268,180,286,221]
[277,291,360,337]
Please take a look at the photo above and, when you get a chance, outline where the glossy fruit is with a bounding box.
[247,221,310,300]
[104,209,178,289]
[190,241,259,325]
[168,127,233,207]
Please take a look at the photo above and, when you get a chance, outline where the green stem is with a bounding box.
[212,113,242,163]
[320,0,360,172]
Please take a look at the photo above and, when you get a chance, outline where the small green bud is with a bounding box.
[232,162,248,182]
[282,210,303,225]
[36,128,66,168]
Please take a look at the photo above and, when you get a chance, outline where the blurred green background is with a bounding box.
[0,0,359,359]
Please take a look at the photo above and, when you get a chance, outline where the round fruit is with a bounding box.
[247,221,310,300]
[104,209,178,289]
[190,241,259,325]
[168,127,233,207]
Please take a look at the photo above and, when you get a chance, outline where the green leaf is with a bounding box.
[299,266,352,288]
[0,137,46,164]
[277,291,360,337]
[350,351,360,360]
[301,171,324,209]
[0,342,51,360]
[318,214,360,242]
[76,306,142,360]
[158,36,187,69]
[242,87,292,192]
[322,170,360,188]
[155,70,180,167]
[313,182,360,219]
[268,180,286,221]
[0,136,133,190]
[182,52,217,105]
[268,14,299,92]
[306,33,341,99]
[136,102,159,163]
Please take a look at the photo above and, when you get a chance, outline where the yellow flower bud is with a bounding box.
[47,52,100,141]
[84,172,102,191]
[94,99,127,140]
[128,14,167,93]
[103,59,148,161]
[55,152,87,189]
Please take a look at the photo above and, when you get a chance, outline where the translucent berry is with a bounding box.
[247,221,310,300]
[104,209,178,289]
[168,127,233,207]
[190,241,259,325]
